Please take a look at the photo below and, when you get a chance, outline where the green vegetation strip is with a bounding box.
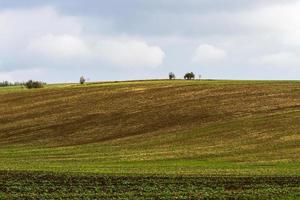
[0,171,299,199]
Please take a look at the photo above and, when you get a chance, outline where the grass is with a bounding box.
[0,79,300,198]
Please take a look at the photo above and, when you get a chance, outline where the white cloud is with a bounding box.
[261,52,300,69]
[236,2,300,45]
[192,44,227,65]
[0,6,165,72]
[0,6,82,47]
[0,6,84,69]
[95,38,165,68]
[27,35,165,68]
[27,34,91,59]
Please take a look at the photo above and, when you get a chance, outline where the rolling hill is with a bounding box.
[0,80,300,175]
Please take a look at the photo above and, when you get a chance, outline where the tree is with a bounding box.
[184,72,195,80]
[25,80,44,89]
[79,76,86,84]
[169,72,176,80]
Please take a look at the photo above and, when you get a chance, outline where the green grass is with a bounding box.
[0,79,299,198]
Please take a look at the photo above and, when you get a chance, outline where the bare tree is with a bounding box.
[169,72,176,80]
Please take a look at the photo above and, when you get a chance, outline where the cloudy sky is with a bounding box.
[0,0,299,83]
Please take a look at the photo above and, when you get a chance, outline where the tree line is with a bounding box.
[0,80,46,89]
[0,81,25,87]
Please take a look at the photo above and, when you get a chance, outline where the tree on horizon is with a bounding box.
[184,72,195,80]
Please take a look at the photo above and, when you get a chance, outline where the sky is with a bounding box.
[0,0,299,83]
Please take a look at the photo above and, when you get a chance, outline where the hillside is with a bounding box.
[0,80,300,175]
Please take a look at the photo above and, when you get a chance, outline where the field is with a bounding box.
[0,80,300,199]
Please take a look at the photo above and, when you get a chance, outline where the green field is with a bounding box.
[1,172,299,199]
[1,80,300,199]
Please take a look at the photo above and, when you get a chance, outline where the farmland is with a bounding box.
[0,80,300,198]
